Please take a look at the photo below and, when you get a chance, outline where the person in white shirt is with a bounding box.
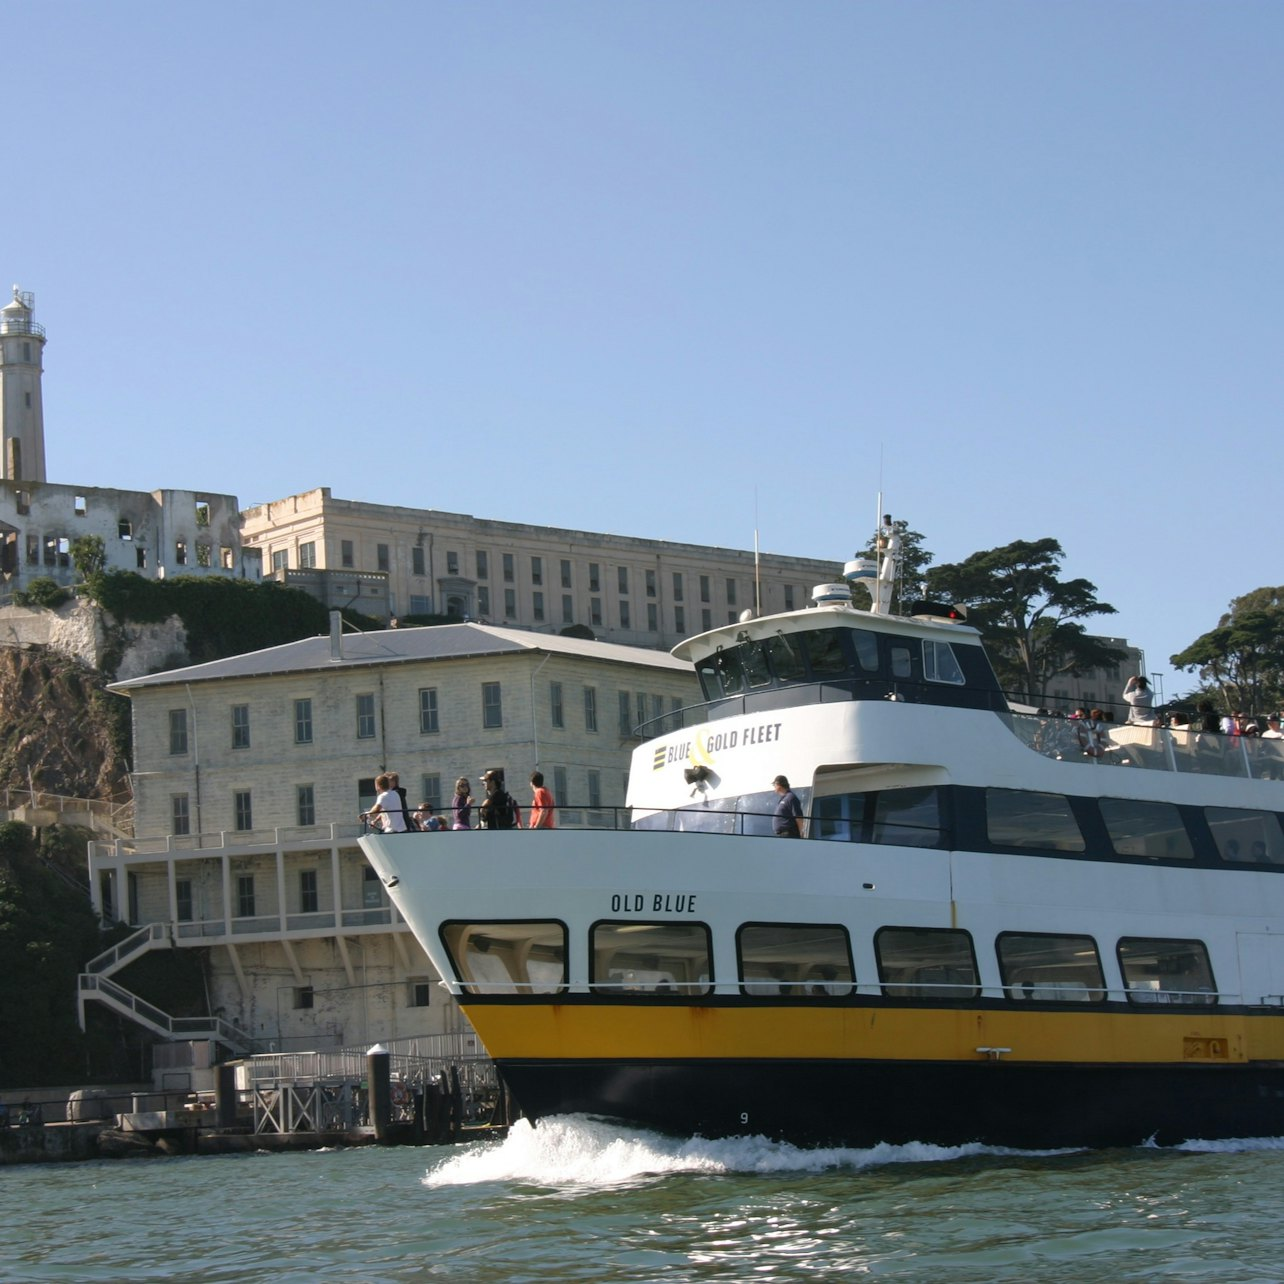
[366,772,409,832]
[1122,676,1156,725]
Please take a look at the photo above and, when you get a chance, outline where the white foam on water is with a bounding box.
[1170,1134,1284,1154]
[422,1114,1064,1189]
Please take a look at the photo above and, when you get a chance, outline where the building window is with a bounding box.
[118,519,132,541]
[477,586,490,616]
[294,986,314,1010]
[175,540,188,566]
[619,601,631,630]
[74,495,86,516]
[562,595,574,624]
[553,766,569,809]
[409,980,432,1008]
[561,559,572,588]
[195,501,210,527]
[675,606,685,634]
[618,567,629,595]
[476,550,488,579]
[700,575,711,603]
[376,543,390,572]
[294,698,313,745]
[298,541,317,569]
[646,569,656,597]
[419,687,439,734]
[531,556,543,585]
[272,549,288,572]
[504,588,516,618]
[726,578,737,606]
[589,563,600,592]
[25,534,37,564]
[236,873,256,916]
[647,603,658,632]
[137,547,147,570]
[231,704,250,750]
[412,545,425,577]
[356,694,376,739]
[234,791,253,832]
[300,869,319,914]
[482,682,503,728]
[171,794,190,836]
[297,784,316,827]
[587,770,601,809]
[784,585,795,611]
[409,595,430,614]
[673,572,684,602]
[702,609,712,631]
[175,878,193,922]
[341,539,354,568]
[196,543,212,567]
[584,686,597,732]
[169,709,189,755]
[532,590,545,622]
[363,864,382,908]
[590,597,602,627]
[550,681,564,728]
[420,773,442,810]
[503,552,514,582]
[619,691,632,735]
[446,550,459,575]
[221,546,233,570]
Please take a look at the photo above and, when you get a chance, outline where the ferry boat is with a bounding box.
[360,540,1284,1149]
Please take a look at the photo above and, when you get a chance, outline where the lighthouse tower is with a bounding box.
[0,285,47,483]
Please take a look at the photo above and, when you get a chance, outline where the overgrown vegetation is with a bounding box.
[11,577,70,609]
[88,569,379,661]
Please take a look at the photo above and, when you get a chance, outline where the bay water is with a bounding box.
[6,1116,1284,1282]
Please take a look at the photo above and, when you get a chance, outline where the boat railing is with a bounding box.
[1004,711,1284,782]
[443,978,1229,1004]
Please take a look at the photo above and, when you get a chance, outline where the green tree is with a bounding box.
[11,576,69,609]
[71,534,106,581]
[1170,586,1284,717]
[926,538,1126,702]
[849,518,934,614]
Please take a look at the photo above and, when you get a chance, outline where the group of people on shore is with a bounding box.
[362,769,557,833]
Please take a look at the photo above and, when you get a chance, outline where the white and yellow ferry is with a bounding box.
[360,549,1284,1149]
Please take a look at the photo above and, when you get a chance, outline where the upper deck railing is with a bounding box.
[1005,711,1284,782]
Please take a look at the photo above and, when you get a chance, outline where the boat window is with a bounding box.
[890,646,913,679]
[672,798,739,834]
[1099,798,1194,861]
[710,649,746,696]
[591,921,712,996]
[739,640,773,689]
[439,921,567,996]
[804,628,849,677]
[872,788,946,849]
[997,932,1105,1002]
[813,792,869,842]
[1118,937,1216,1006]
[850,629,879,673]
[738,788,809,837]
[765,633,806,683]
[986,789,1085,853]
[875,927,979,1000]
[1205,808,1284,865]
[923,639,965,685]
[737,923,854,997]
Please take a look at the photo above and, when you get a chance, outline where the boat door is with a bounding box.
[1235,932,1284,1005]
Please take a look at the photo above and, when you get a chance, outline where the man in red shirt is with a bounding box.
[529,771,556,829]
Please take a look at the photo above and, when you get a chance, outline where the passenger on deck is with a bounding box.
[1263,716,1284,740]
[1123,676,1157,725]
[366,773,409,833]
[772,775,804,838]
[1198,700,1221,733]
[452,778,474,830]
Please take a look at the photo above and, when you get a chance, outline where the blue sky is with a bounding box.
[6,2,1283,695]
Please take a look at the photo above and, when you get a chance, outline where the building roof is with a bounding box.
[108,621,692,693]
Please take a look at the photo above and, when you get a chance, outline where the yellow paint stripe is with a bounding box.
[460,1002,1284,1065]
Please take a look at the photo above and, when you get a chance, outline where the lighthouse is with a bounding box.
[0,285,47,483]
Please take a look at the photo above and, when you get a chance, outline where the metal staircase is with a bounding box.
[77,922,258,1056]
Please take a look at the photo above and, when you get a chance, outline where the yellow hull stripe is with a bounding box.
[460,1002,1284,1066]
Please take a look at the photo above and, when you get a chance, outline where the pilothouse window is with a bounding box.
[923,639,965,685]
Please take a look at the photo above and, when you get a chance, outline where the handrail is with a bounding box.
[79,973,257,1050]
[85,922,169,975]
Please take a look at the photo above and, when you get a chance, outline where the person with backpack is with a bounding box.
[479,769,521,829]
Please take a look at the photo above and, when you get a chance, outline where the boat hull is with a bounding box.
[495,1056,1284,1150]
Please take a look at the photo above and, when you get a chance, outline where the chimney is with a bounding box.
[330,611,343,662]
